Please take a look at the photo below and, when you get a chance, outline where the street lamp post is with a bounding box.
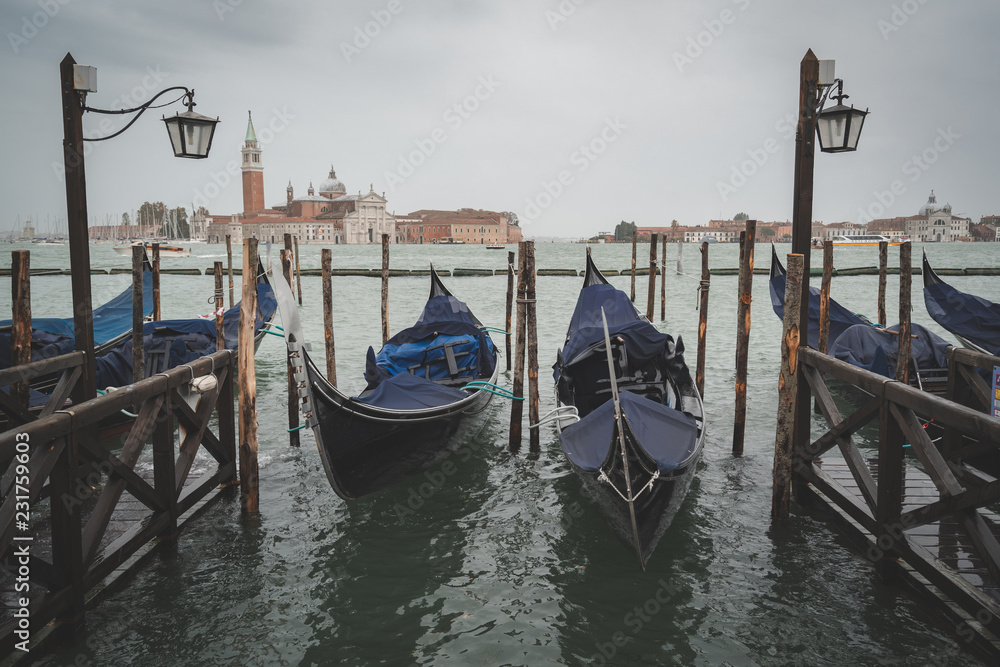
[54,51,219,630]
[59,52,219,405]
[789,49,868,481]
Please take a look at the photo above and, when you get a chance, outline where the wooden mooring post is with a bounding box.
[646,233,657,321]
[818,240,833,355]
[214,261,224,351]
[226,234,235,309]
[381,233,390,345]
[525,241,540,451]
[152,242,161,321]
[509,241,528,451]
[630,233,637,302]
[132,245,145,386]
[239,237,260,511]
[733,221,755,456]
[11,250,31,410]
[506,250,515,372]
[281,247,300,447]
[322,248,337,385]
[660,234,666,321]
[896,242,912,385]
[878,240,888,327]
[695,241,710,397]
[293,235,303,306]
[772,253,803,521]
[677,240,683,276]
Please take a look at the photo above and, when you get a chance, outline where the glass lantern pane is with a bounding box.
[165,119,183,157]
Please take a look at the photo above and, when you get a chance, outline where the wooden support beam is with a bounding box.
[321,248,337,385]
[10,250,30,411]
[293,235,302,306]
[878,240,888,327]
[660,234,666,321]
[803,364,879,510]
[132,245,145,387]
[152,243,161,321]
[226,234,234,309]
[506,250,515,372]
[733,221,755,456]
[646,233,657,321]
[281,249,300,448]
[772,253,803,521]
[696,241,710,398]
[818,240,833,354]
[509,242,528,452]
[630,233,637,302]
[525,241,539,452]
[874,384,905,574]
[896,242,912,384]
[216,355,237,486]
[239,238,260,512]
[381,233,390,345]
[214,262,225,351]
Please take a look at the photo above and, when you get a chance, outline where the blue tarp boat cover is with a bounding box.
[94,282,276,389]
[769,271,868,351]
[364,295,496,388]
[354,372,470,410]
[560,391,698,474]
[555,284,672,384]
[830,322,950,377]
[924,281,1000,355]
[0,269,153,346]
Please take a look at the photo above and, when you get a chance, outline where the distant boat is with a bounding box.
[32,239,65,246]
[114,241,191,257]
[700,236,718,244]
[830,235,906,246]
[486,244,506,250]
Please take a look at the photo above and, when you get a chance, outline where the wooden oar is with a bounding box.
[601,307,645,572]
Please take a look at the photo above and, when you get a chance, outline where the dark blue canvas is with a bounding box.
[830,322,950,377]
[924,282,1000,355]
[560,391,699,474]
[353,372,470,410]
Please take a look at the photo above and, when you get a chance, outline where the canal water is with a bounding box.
[3,240,998,666]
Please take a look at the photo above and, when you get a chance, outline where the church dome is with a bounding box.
[919,190,941,216]
[319,166,347,195]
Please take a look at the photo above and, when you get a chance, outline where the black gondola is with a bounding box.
[276,264,499,500]
[923,251,1000,356]
[552,252,705,571]
[768,245,949,389]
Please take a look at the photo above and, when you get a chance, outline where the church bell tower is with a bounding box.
[242,112,265,214]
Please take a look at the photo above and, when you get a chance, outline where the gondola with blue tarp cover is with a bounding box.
[923,250,1000,357]
[275,264,499,500]
[551,251,705,571]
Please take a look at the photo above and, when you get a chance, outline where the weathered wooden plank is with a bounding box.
[0,350,85,387]
[38,365,81,419]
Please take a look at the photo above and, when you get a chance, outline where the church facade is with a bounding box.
[199,114,398,245]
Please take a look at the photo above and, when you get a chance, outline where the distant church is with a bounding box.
[197,113,398,244]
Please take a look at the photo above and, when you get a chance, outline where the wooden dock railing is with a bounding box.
[0,349,235,655]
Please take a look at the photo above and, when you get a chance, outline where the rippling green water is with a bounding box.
[3,240,998,666]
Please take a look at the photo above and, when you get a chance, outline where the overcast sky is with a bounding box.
[2,0,998,239]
